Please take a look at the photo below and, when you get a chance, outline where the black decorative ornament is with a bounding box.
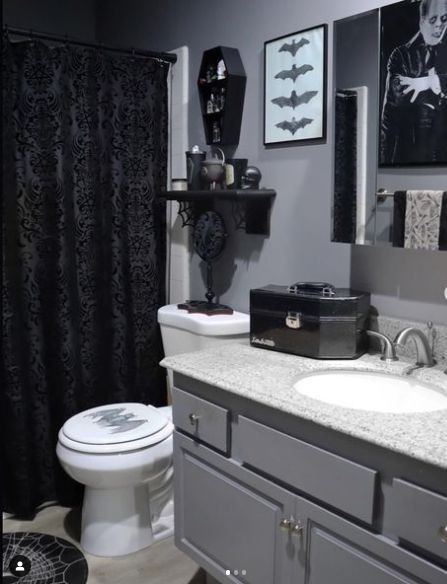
[178,211,233,315]
[241,166,262,189]
[192,210,227,261]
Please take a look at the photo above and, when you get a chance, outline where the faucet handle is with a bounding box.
[366,330,398,363]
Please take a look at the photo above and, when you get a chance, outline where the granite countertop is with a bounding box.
[161,343,447,470]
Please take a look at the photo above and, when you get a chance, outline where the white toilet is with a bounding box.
[56,304,249,557]
[57,403,174,557]
[158,303,250,391]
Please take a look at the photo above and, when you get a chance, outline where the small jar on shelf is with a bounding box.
[217,87,226,111]
[206,64,216,83]
[217,59,227,79]
[207,93,215,114]
[211,120,221,143]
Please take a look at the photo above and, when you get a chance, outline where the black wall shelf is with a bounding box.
[198,46,246,146]
[160,189,276,235]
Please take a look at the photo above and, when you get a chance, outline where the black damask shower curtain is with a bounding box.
[2,38,169,516]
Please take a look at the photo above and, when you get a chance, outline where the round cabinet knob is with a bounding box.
[279,518,291,531]
[188,413,200,426]
[439,525,447,543]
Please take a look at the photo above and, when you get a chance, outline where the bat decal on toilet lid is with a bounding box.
[85,408,147,433]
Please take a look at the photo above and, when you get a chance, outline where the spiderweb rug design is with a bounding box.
[2,532,88,584]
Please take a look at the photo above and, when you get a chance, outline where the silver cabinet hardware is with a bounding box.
[286,312,302,329]
[189,413,200,426]
[279,518,292,530]
[291,520,304,535]
[279,517,304,535]
[439,525,447,543]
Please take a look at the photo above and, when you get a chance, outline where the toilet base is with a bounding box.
[81,484,173,557]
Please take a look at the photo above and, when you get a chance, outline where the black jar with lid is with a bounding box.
[185,145,206,190]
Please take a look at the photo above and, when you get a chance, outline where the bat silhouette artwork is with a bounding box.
[275,117,313,135]
[271,90,318,109]
[278,37,310,57]
[274,64,313,82]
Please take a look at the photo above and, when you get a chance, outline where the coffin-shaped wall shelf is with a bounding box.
[159,189,276,235]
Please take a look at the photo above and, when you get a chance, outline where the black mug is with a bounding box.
[225,158,248,189]
[186,146,206,190]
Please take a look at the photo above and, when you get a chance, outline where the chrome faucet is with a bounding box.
[366,330,398,363]
[394,328,435,367]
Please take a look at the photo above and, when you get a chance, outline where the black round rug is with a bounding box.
[2,533,88,584]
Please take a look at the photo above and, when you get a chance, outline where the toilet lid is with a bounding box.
[62,403,168,445]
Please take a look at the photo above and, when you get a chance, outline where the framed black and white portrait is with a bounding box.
[264,24,327,145]
[379,0,447,166]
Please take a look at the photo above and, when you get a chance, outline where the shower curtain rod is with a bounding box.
[3,25,177,64]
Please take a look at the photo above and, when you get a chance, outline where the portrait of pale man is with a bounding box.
[380,0,447,165]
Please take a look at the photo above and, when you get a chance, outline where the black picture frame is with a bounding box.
[264,24,327,146]
[379,0,447,167]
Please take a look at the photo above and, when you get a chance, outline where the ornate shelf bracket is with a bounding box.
[177,201,196,228]
[160,189,276,236]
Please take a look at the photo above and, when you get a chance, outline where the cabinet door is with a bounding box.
[293,496,447,584]
[174,431,295,584]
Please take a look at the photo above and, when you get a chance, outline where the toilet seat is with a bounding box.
[58,403,173,454]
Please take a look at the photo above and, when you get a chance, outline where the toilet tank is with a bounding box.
[157,304,250,357]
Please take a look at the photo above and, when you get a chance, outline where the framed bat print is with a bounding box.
[264,24,327,145]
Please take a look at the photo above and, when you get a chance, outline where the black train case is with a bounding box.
[250,282,370,359]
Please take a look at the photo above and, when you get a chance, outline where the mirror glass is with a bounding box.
[332,0,447,250]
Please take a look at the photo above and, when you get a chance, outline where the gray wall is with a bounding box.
[97,0,353,313]
[96,0,446,325]
[9,0,447,324]
[3,0,96,40]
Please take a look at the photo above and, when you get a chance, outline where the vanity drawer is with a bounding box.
[171,387,230,453]
[233,416,378,524]
[387,479,447,561]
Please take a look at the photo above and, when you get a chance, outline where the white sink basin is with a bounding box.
[293,370,447,413]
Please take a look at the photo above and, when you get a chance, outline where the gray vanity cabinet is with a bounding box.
[174,432,296,584]
[175,431,445,584]
[171,382,447,584]
[293,496,446,584]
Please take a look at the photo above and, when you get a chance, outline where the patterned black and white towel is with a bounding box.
[392,191,447,250]
[2,532,88,584]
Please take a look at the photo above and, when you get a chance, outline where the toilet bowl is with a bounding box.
[56,403,174,557]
